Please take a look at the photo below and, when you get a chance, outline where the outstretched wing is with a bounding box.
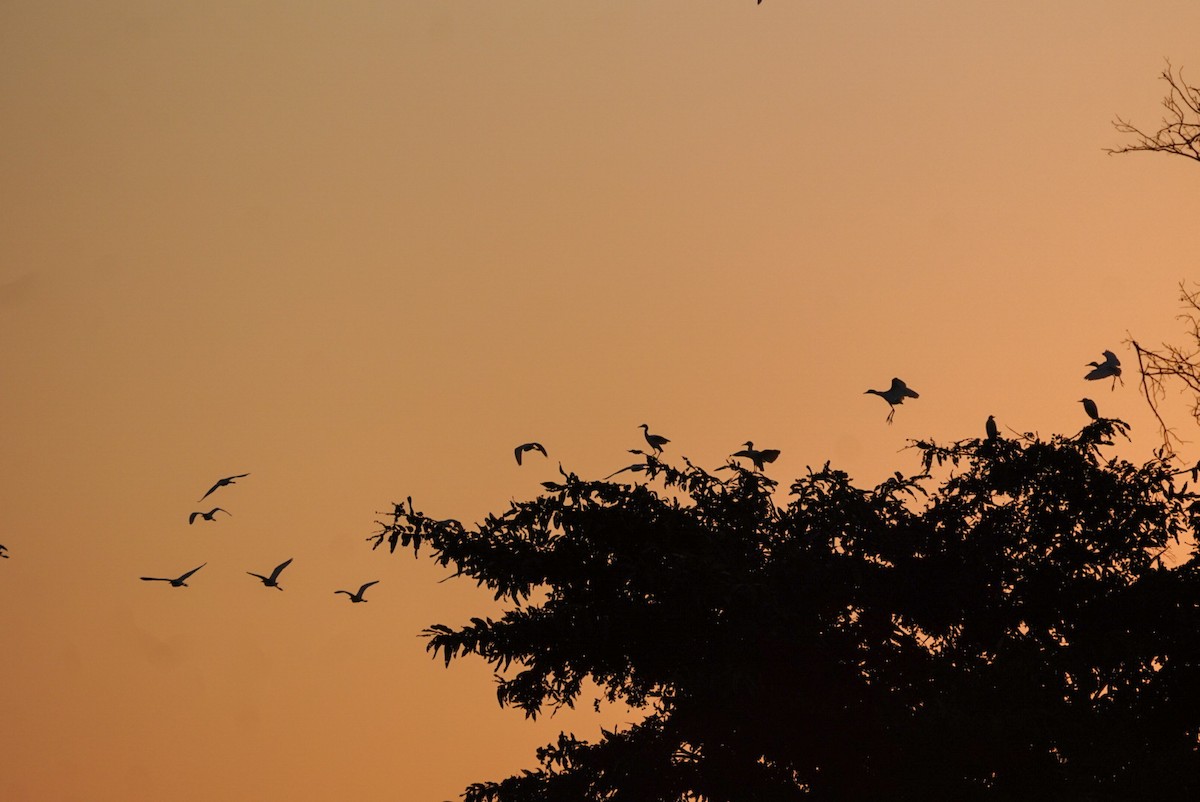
[1103,350,1120,368]
[890,378,920,399]
[514,446,524,465]
[759,449,781,464]
[177,563,206,582]
[269,558,294,582]
[357,580,380,596]
[188,512,201,525]
[198,482,222,502]
[334,590,352,597]
[140,576,169,582]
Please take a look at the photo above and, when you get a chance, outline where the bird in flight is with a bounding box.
[198,473,249,502]
[1080,398,1100,421]
[639,424,670,453]
[865,378,920,423]
[731,441,781,471]
[986,415,1000,441]
[1084,350,1122,384]
[335,580,380,603]
[247,558,293,590]
[0,544,8,559]
[514,442,547,465]
[189,508,231,525]
[141,563,206,588]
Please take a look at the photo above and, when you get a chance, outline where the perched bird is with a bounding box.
[0,544,8,558]
[639,424,670,453]
[731,441,781,471]
[198,473,249,502]
[1080,398,1100,421]
[514,442,547,466]
[1084,350,1122,382]
[865,378,920,424]
[986,415,1000,441]
[247,558,293,591]
[335,580,380,603]
[141,563,206,588]
[189,508,230,525]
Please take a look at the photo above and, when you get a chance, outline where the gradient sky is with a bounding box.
[2,2,1199,800]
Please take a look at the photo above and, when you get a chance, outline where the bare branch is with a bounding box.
[1107,61,1200,164]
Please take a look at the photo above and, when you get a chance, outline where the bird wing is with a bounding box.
[1084,365,1108,380]
[226,473,250,480]
[198,482,221,502]
[531,443,546,456]
[334,590,352,597]
[177,563,206,582]
[760,449,781,463]
[1103,350,1120,367]
[357,580,380,596]
[731,449,754,460]
[269,558,294,581]
[514,446,524,465]
[188,512,200,524]
[140,576,170,582]
[213,508,230,516]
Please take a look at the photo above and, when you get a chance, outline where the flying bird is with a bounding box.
[731,441,781,471]
[1084,350,1122,383]
[247,558,293,591]
[865,378,920,423]
[335,580,380,603]
[141,563,206,587]
[639,424,670,453]
[198,473,249,502]
[986,415,1000,441]
[0,544,8,558]
[189,508,230,525]
[1080,398,1100,421]
[514,442,547,465]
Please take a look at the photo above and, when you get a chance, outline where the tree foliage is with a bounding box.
[375,420,1200,801]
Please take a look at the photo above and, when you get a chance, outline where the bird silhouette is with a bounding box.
[189,508,230,525]
[247,558,293,590]
[639,424,670,453]
[1080,398,1100,421]
[731,441,781,471]
[141,563,205,587]
[0,544,8,559]
[865,378,920,423]
[198,473,249,502]
[335,580,380,603]
[986,415,1000,441]
[514,442,547,466]
[1084,350,1122,383]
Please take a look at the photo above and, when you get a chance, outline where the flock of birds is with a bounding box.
[136,472,381,602]
[0,352,1122,574]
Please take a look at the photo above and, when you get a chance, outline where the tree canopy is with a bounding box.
[375,418,1200,801]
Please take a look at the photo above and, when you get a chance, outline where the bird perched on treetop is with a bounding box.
[198,473,249,502]
[731,441,781,471]
[1084,350,1122,383]
[514,442,547,466]
[189,508,230,525]
[986,415,999,441]
[1080,398,1100,421]
[865,378,920,424]
[639,424,670,453]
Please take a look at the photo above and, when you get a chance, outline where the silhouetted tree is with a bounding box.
[1131,282,1200,448]
[1108,61,1200,166]
[375,419,1200,800]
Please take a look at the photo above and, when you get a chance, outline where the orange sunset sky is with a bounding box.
[2,2,1199,800]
